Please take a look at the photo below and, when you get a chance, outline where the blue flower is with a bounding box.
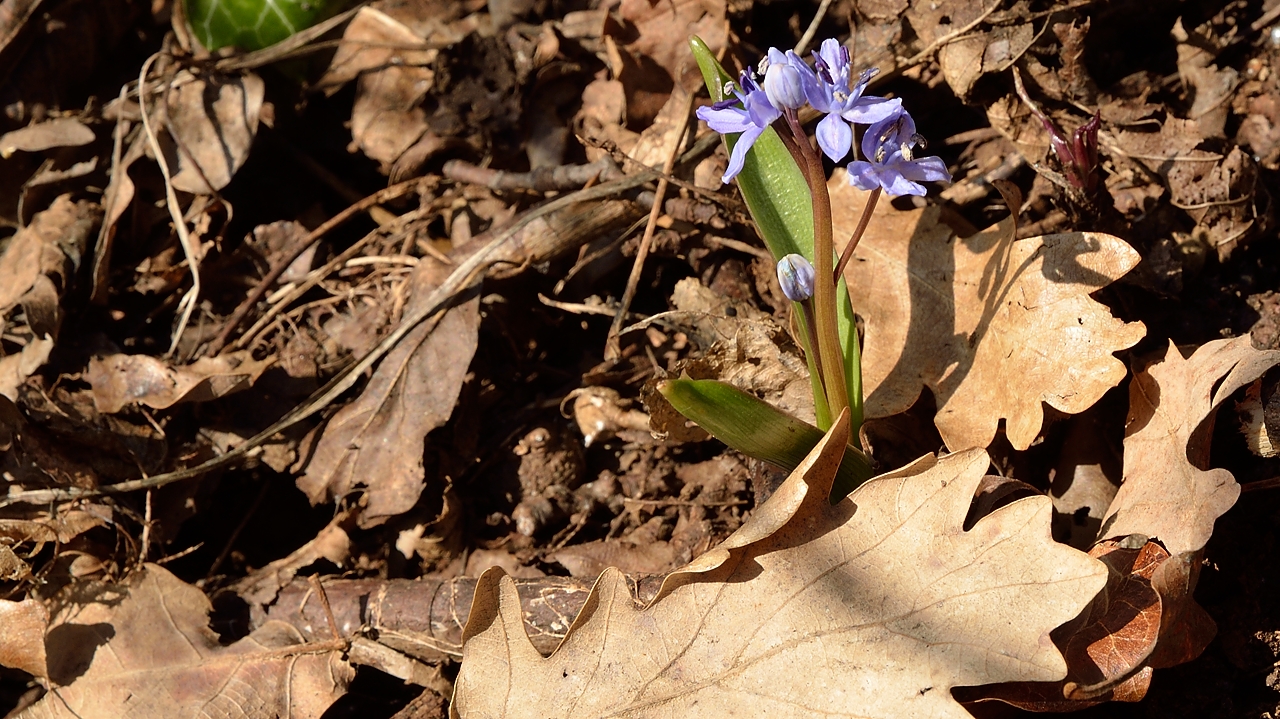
[695,70,781,183]
[761,48,809,111]
[846,109,951,196]
[802,39,902,162]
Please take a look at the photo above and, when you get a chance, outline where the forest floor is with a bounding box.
[3,0,1280,716]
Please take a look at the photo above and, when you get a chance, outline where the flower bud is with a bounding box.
[777,254,815,301]
[762,50,807,110]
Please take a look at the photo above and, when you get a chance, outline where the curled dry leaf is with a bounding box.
[20,564,352,719]
[0,117,94,156]
[0,194,101,335]
[452,413,1108,718]
[0,335,52,400]
[319,7,437,172]
[1102,336,1280,557]
[161,69,265,194]
[835,173,1146,451]
[568,386,650,447]
[298,260,480,528]
[967,536,1165,709]
[84,350,273,414]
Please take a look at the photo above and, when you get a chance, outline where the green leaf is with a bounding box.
[658,378,873,500]
[185,0,348,51]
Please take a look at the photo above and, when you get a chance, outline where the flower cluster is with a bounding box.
[696,39,950,196]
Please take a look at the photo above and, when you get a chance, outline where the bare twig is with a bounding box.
[605,170,675,360]
[795,0,836,55]
[0,171,656,508]
[443,158,623,192]
[138,52,201,358]
[207,177,428,355]
[901,1,1004,68]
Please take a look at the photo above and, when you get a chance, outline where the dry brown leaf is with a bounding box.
[298,260,480,528]
[0,194,100,331]
[1173,17,1236,139]
[616,0,725,94]
[161,69,264,194]
[320,7,437,172]
[452,413,1107,718]
[84,350,273,414]
[0,117,94,156]
[966,537,1164,709]
[836,173,1145,450]
[22,564,351,718]
[666,276,815,424]
[0,598,48,678]
[628,84,692,169]
[1101,336,1280,556]
[938,24,1035,101]
[0,335,52,400]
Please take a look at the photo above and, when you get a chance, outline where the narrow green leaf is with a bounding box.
[658,378,873,500]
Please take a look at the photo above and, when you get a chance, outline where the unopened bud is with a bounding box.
[762,50,807,110]
[777,254,815,301]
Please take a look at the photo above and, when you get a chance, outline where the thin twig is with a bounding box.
[444,158,623,192]
[234,208,429,351]
[795,0,836,56]
[606,166,673,360]
[138,53,201,358]
[902,1,1003,67]
[308,575,345,644]
[604,97,692,360]
[0,171,657,508]
[207,178,427,355]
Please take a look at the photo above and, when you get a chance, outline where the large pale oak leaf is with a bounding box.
[451,412,1107,718]
[834,174,1146,451]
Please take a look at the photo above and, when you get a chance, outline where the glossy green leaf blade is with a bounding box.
[186,0,347,51]
[658,378,873,500]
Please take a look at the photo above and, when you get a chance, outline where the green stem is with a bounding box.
[784,109,848,420]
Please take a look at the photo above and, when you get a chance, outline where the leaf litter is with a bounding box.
[2,0,1280,717]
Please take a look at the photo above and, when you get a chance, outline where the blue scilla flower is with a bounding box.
[695,69,781,183]
[803,39,902,163]
[846,109,951,197]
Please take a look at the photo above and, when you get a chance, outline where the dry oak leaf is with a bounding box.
[451,411,1107,718]
[319,7,437,172]
[0,598,48,678]
[1101,336,1280,556]
[298,259,480,528]
[84,350,273,414]
[19,564,351,719]
[835,174,1146,451]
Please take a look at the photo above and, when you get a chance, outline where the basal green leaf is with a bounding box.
[659,378,873,500]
